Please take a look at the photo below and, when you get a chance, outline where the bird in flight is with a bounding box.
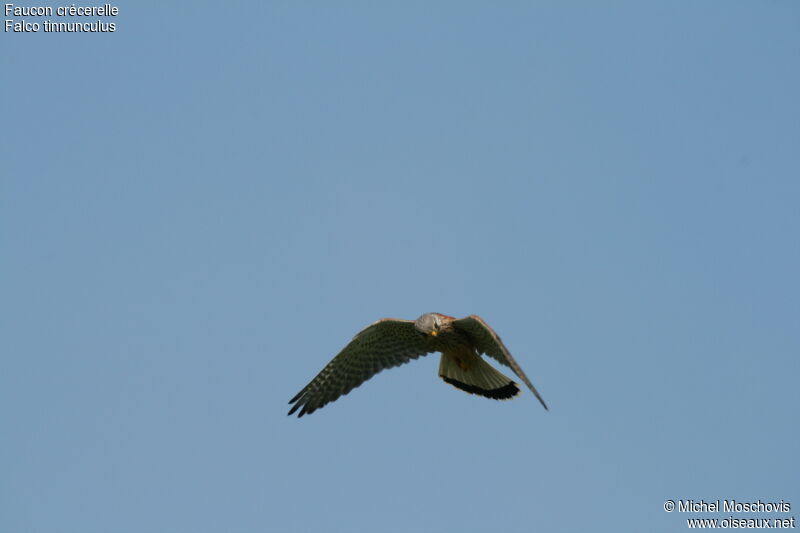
[288,313,547,417]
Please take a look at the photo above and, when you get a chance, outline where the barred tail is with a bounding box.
[438,350,520,400]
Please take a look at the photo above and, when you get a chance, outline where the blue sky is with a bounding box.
[2,2,798,532]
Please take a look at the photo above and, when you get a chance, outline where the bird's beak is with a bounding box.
[430,331,438,337]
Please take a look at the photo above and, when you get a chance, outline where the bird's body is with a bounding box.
[288,313,547,417]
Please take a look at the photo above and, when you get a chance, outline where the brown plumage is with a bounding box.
[288,313,548,417]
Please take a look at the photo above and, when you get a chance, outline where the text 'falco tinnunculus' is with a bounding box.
[288,313,547,417]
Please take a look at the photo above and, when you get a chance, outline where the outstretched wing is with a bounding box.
[288,319,435,417]
[452,315,548,410]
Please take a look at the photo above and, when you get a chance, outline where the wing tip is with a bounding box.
[530,387,549,411]
[287,404,310,417]
[539,398,549,411]
[287,394,307,417]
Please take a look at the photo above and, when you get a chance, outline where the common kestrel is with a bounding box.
[288,313,547,417]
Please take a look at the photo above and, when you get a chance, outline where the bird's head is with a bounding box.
[414,313,443,337]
